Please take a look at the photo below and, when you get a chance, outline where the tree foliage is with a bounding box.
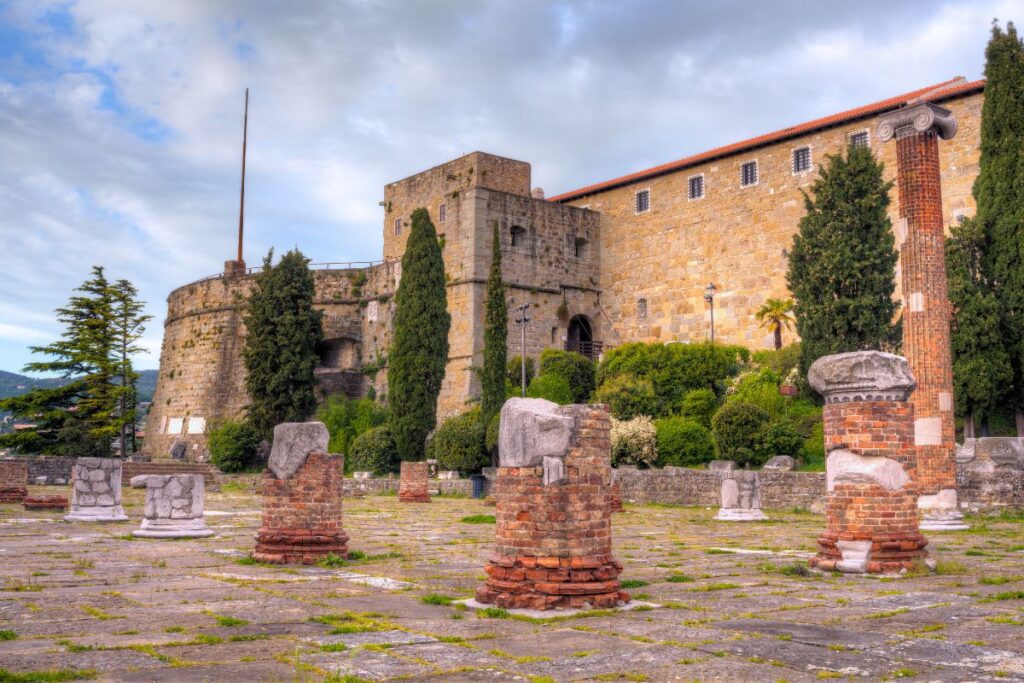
[316,395,389,457]
[388,208,451,461]
[243,249,324,439]
[755,298,795,350]
[539,349,595,404]
[786,144,900,382]
[480,223,507,427]
[110,279,151,456]
[711,401,771,468]
[429,408,489,474]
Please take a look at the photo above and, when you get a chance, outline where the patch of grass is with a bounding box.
[572,650,597,657]
[979,591,1024,603]
[986,614,1024,626]
[620,579,649,589]
[887,667,918,679]
[317,554,349,568]
[477,607,510,619]
[346,550,367,560]
[780,563,811,577]
[934,560,966,575]
[310,612,393,634]
[704,548,735,555]
[207,613,249,627]
[81,606,122,621]
[320,643,348,652]
[460,514,496,524]
[420,594,454,606]
[2,579,42,593]
[73,559,93,570]
[228,634,268,642]
[0,630,16,641]
[815,671,842,679]
[980,576,1018,585]
[690,582,740,592]
[0,669,98,682]
[965,549,988,557]
[865,608,909,619]
[665,574,695,583]
[234,555,276,568]
[164,626,186,633]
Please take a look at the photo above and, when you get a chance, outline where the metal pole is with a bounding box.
[521,321,526,397]
[710,300,715,343]
[237,88,249,265]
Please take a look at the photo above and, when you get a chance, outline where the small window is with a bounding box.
[637,298,648,320]
[688,174,704,200]
[635,189,650,214]
[510,225,526,247]
[574,237,589,259]
[741,161,758,187]
[551,327,558,344]
[438,203,446,222]
[394,218,402,236]
[850,130,869,149]
[792,146,811,174]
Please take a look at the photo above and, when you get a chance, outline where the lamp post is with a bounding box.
[514,302,531,397]
[704,282,716,343]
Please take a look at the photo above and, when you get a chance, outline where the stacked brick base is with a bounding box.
[254,452,349,564]
[398,461,430,503]
[477,404,628,610]
[0,460,28,503]
[22,495,69,512]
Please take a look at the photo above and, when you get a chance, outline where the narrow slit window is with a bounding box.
[438,203,446,222]
[635,189,650,214]
[637,298,648,320]
[688,174,704,200]
[741,161,758,187]
[394,218,402,235]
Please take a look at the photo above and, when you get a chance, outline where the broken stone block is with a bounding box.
[268,422,330,480]
[65,458,128,522]
[130,475,150,489]
[134,474,212,539]
[707,460,736,473]
[715,470,768,521]
[763,455,796,471]
[498,398,574,468]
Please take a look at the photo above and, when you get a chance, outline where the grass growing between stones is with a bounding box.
[459,514,496,524]
[420,593,455,605]
[0,630,16,641]
[0,669,98,683]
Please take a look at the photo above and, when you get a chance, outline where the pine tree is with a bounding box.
[480,223,507,432]
[388,208,450,461]
[0,267,117,455]
[946,217,1012,436]
[976,21,1024,434]
[110,279,151,455]
[786,144,900,380]
[242,249,324,439]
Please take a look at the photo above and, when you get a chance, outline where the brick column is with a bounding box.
[877,102,966,530]
[0,460,28,503]
[476,400,628,611]
[808,351,929,574]
[398,461,430,503]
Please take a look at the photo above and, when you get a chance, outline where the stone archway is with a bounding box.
[566,315,601,361]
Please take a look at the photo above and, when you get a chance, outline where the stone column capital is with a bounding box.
[808,351,916,404]
[876,102,957,142]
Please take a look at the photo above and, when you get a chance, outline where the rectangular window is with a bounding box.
[740,160,758,187]
[792,146,811,174]
[850,130,869,148]
[394,218,401,236]
[688,174,704,200]
[635,188,650,214]
[438,203,446,222]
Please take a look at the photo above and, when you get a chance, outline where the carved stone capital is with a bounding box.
[808,351,916,404]
[876,102,957,142]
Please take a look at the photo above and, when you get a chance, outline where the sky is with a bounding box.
[0,0,1019,374]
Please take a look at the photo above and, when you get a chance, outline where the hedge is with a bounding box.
[208,420,262,473]
[539,349,596,403]
[711,401,771,467]
[526,373,573,405]
[655,417,715,467]
[431,409,488,475]
[348,425,400,475]
[592,374,658,420]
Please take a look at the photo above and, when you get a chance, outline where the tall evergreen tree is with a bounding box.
[243,249,324,439]
[111,279,151,455]
[388,208,450,461]
[975,21,1024,434]
[480,223,507,432]
[946,217,1012,436]
[786,144,900,380]
[0,267,117,455]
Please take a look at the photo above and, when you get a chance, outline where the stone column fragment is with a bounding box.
[65,458,128,522]
[877,102,965,530]
[398,461,430,503]
[476,399,628,611]
[253,422,348,564]
[0,460,28,503]
[133,474,213,538]
[715,470,768,521]
[808,351,929,574]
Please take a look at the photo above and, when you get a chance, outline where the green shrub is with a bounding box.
[485,412,500,461]
[711,402,770,467]
[208,420,262,473]
[317,395,389,458]
[655,417,715,467]
[610,416,657,468]
[348,425,399,475]
[592,374,659,420]
[526,373,573,405]
[726,369,788,420]
[680,388,718,428]
[597,342,747,417]
[799,422,825,471]
[539,349,596,403]
[751,343,802,379]
[431,409,488,475]
[762,421,803,457]
[507,355,536,392]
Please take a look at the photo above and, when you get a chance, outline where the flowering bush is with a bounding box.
[610,416,658,468]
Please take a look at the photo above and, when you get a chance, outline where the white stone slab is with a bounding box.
[457,598,660,619]
[914,417,943,446]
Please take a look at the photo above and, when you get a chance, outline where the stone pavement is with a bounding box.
[2,486,1024,682]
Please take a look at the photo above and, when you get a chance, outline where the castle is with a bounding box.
[144,76,984,460]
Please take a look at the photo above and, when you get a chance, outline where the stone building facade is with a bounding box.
[145,76,984,459]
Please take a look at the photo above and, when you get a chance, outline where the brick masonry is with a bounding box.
[22,495,68,511]
[254,452,349,564]
[476,406,628,610]
[398,461,430,503]
[0,460,28,503]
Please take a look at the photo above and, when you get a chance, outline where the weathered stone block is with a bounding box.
[134,473,213,539]
[268,422,330,480]
[498,398,574,468]
[763,456,795,471]
[65,458,128,522]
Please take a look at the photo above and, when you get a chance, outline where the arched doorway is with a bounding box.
[566,315,602,361]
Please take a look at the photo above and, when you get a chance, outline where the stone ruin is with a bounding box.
[65,457,128,522]
[715,470,767,521]
[0,459,28,504]
[807,351,929,574]
[398,460,430,503]
[253,422,349,564]
[476,399,629,611]
[133,474,213,539]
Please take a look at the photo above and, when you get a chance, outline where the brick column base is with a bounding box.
[610,482,624,513]
[22,495,69,511]
[477,552,627,610]
[0,485,27,503]
[398,461,430,503]
[253,452,349,565]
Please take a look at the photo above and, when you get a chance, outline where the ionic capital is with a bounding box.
[876,102,957,142]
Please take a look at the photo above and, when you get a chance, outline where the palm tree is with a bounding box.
[756,298,795,350]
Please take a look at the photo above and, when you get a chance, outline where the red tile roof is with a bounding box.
[549,77,984,203]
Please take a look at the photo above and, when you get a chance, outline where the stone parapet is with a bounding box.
[65,458,128,522]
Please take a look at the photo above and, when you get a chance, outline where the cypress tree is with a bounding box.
[243,249,324,439]
[388,208,450,461]
[786,144,900,380]
[480,222,507,431]
[946,217,1012,436]
[110,279,151,455]
[976,22,1024,434]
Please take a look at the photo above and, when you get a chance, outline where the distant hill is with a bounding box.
[0,369,158,402]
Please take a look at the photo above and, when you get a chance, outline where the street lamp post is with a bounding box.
[513,303,531,397]
[704,282,716,343]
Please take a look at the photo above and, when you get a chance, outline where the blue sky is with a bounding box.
[0,0,1017,374]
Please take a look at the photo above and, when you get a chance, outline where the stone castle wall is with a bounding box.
[561,91,982,349]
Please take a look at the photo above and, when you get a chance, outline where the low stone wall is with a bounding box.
[958,467,1024,512]
[612,467,826,510]
[23,456,74,485]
